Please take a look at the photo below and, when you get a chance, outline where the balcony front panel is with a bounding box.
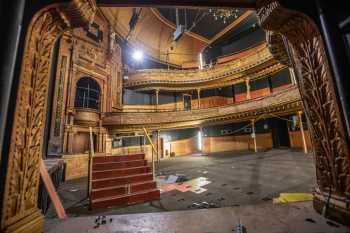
[103,86,301,133]
[74,108,100,126]
[124,44,284,91]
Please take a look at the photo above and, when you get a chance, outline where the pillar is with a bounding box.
[251,119,257,152]
[155,89,159,112]
[67,130,75,154]
[157,129,160,163]
[298,111,308,154]
[197,89,201,109]
[289,67,297,85]
[245,79,251,100]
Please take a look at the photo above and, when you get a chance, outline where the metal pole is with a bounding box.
[251,119,257,152]
[298,111,308,154]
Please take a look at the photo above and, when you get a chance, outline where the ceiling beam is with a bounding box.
[97,0,256,9]
[208,10,254,44]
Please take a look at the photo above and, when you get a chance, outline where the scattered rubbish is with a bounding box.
[233,187,241,190]
[305,218,316,223]
[221,183,227,187]
[165,175,178,184]
[205,192,212,196]
[177,198,185,202]
[189,201,218,209]
[326,221,340,228]
[273,193,313,204]
[234,220,246,233]
[69,188,78,192]
[109,218,113,223]
[261,197,272,201]
[217,197,225,201]
[246,191,254,195]
[160,177,211,194]
[232,204,240,207]
[202,171,208,174]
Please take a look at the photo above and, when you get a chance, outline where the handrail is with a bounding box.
[88,127,95,209]
[142,127,158,179]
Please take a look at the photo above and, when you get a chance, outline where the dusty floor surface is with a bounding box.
[44,150,350,232]
[46,149,316,217]
[45,201,350,233]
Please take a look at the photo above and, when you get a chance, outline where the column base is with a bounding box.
[313,190,350,226]
[2,209,43,233]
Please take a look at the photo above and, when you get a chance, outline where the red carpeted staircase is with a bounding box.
[90,153,160,209]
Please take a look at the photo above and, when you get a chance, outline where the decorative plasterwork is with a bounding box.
[103,86,301,133]
[0,1,96,232]
[124,44,283,91]
[256,0,350,217]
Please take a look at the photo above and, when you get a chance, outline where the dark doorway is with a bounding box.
[269,118,290,148]
[183,94,192,110]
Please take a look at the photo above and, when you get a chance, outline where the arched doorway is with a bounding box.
[0,0,349,232]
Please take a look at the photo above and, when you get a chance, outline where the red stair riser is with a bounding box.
[93,160,147,171]
[91,186,127,199]
[93,154,145,163]
[92,167,151,180]
[91,190,160,209]
[91,173,153,189]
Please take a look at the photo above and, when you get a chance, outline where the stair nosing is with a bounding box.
[91,188,160,203]
[91,180,157,192]
[91,172,153,182]
[92,165,150,173]
[93,159,146,165]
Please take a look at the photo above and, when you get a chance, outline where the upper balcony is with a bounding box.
[103,86,302,133]
[124,43,283,91]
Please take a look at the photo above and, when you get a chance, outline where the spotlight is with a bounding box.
[132,50,143,61]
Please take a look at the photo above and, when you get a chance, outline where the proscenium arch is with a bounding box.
[0,1,349,233]
[75,77,102,110]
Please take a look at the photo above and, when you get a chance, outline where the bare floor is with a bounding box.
[44,150,350,232]
[47,149,316,217]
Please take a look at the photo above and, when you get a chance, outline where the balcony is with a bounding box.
[74,108,100,126]
[103,86,302,133]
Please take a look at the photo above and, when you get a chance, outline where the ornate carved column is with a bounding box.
[257,0,350,224]
[0,1,97,232]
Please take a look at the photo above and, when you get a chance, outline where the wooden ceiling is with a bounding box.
[99,2,255,67]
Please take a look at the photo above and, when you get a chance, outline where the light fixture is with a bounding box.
[132,50,143,61]
[208,8,240,24]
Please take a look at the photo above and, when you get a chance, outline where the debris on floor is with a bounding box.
[188,201,218,209]
[273,193,313,204]
[159,176,211,194]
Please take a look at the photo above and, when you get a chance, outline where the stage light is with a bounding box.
[132,50,143,61]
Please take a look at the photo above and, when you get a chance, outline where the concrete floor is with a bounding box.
[45,202,350,233]
[47,149,316,217]
[44,149,350,232]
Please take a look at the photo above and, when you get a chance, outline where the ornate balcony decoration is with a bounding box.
[124,43,283,91]
[74,108,100,126]
[103,86,301,133]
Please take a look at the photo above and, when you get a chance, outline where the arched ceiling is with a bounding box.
[100,7,255,67]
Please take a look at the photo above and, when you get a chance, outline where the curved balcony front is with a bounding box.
[103,86,302,133]
[74,108,100,126]
[124,44,284,91]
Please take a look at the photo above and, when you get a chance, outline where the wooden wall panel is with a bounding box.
[72,132,90,154]
[62,154,89,180]
[250,87,271,99]
[289,130,312,150]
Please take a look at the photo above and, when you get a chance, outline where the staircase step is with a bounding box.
[91,181,157,199]
[93,160,147,171]
[91,173,154,189]
[93,154,145,163]
[92,166,151,180]
[91,189,160,209]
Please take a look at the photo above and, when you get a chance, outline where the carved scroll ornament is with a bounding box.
[256,0,350,197]
[1,1,96,232]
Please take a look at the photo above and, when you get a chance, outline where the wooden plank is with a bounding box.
[39,159,67,219]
